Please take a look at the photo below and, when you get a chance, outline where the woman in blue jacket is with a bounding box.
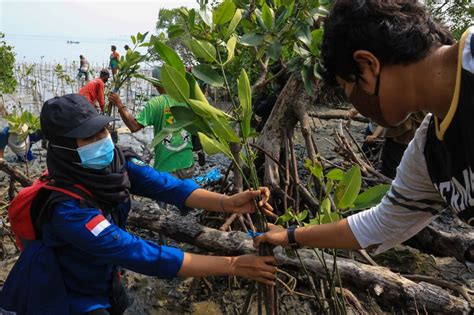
[0,94,276,315]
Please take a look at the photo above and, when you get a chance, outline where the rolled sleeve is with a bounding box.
[127,160,199,209]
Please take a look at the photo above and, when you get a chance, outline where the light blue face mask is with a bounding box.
[52,135,115,170]
[76,135,115,169]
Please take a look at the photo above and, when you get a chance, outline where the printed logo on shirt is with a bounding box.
[85,214,111,237]
[130,157,146,166]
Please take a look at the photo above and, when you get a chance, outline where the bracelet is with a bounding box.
[117,106,127,112]
[220,194,226,212]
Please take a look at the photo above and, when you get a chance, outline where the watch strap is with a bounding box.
[287,226,299,249]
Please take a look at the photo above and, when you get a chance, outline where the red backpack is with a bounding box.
[8,171,93,250]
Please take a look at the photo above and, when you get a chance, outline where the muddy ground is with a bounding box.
[0,90,473,314]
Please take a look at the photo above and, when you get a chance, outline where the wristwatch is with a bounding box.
[287,225,300,249]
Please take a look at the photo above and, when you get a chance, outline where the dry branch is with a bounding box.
[0,160,33,187]
[309,112,370,124]
[127,210,471,313]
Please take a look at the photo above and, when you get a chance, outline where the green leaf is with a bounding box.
[192,64,224,87]
[293,43,311,58]
[326,168,343,181]
[188,99,232,119]
[267,42,282,60]
[198,132,231,157]
[151,120,194,148]
[301,61,314,94]
[213,0,236,25]
[334,165,362,209]
[319,212,340,224]
[169,104,197,122]
[185,73,207,103]
[237,69,252,138]
[305,159,323,180]
[168,25,185,38]
[199,3,213,28]
[295,210,308,223]
[153,42,185,74]
[311,29,324,52]
[320,198,333,221]
[131,35,137,45]
[296,26,312,49]
[188,9,196,25]
[226,9,242,38]
[224,36,237,65]
[351,184,390,211]
[308,217,320,225]
[190,40,217,63]
[161,64,190,103]
[132,73,161,87]
[209,116,240,142]
[261,3,274,30]
[275,212,293,226]
[239,33,263,47]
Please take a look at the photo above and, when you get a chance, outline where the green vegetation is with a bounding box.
[0,32,17,94]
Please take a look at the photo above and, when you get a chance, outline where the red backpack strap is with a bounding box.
[42,185,88,200]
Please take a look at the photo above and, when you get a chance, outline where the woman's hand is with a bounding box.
[178,252,276,286]
[230,254,277,286]
[224,187,274,216]
[254,223,288,247]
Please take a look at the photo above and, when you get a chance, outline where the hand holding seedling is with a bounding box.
[108,92,124,109]
[253,223,288,248]
[223,187,274,216]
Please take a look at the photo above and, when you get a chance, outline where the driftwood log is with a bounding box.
[406,212,474,262]
[127,209,472,314]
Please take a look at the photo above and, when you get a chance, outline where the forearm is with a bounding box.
[178,253,235,278]
[118,107,143,132]
[184,188,227,212]
[295,218,361,250]
[372,126,386,138]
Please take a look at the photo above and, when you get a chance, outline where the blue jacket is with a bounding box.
[0,159,199,314]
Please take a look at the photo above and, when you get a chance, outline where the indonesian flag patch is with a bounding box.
[85,214,111,236]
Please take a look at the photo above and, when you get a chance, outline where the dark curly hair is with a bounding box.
[321,0,454,86]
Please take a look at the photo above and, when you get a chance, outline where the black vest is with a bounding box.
[424,30,474,224]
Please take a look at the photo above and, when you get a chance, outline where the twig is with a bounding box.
[335,287,367,314]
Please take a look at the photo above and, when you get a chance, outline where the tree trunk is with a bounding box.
[127,210,471,314]
[256,74,316,188]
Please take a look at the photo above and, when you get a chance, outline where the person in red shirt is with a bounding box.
[78,69,110,112]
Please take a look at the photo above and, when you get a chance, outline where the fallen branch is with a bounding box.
[0,160,34,187]
[309,112,369,123]
[127,209,471,313]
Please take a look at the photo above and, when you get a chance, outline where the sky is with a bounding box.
[0,0,201,62]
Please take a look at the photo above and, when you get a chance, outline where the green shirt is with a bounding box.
[136,95,194,172]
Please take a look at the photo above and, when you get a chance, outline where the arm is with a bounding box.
[256,116,445,253]
[108,93,143,132]
[50,201,276,284]
[178,253,276,285]
[128,160,273,215]
[366,126,386,143]
[184,187,273,215]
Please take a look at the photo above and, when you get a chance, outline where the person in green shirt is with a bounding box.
[109,67,195,179]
